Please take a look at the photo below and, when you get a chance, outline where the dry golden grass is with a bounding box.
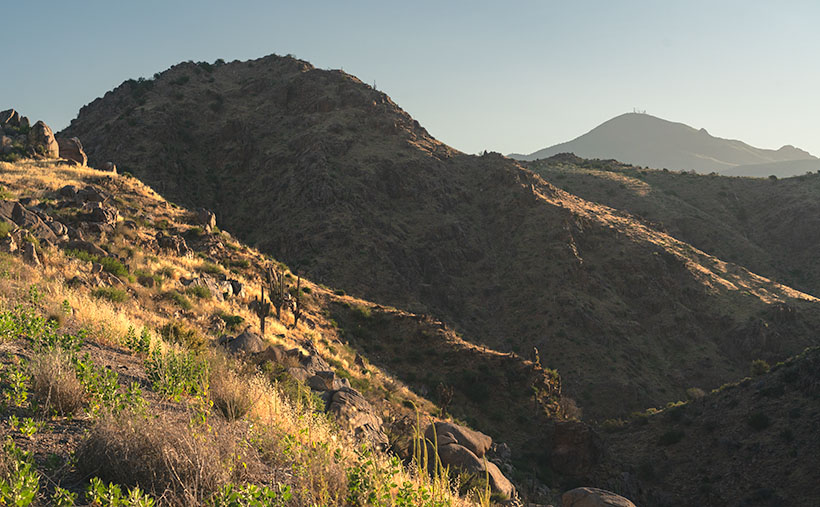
[29,349,85,415]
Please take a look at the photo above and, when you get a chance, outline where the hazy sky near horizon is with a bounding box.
[3,1,819,156]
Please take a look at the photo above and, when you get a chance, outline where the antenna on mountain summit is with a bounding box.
[632,108,647,114]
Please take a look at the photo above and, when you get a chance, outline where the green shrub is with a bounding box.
[747,412,771,431]
[751,359,770,376]
[185,285,211,299]
[333,289,346,296]
[159,322,205,350]
[163,291,192,310]
[197,262,223,275]
[0,438,40,506]
[208,483,291,506]
[217,313,244,331]
[658,429,685,446]
[93,287,129,303]
[145,349,209,401]
[228,259,250,269]
[0,222,11,239]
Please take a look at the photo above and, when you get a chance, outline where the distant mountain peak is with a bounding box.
[511,113,816,176]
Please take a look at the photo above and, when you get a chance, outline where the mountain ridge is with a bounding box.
[509,113,816,176]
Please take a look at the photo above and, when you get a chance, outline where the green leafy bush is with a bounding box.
[185,285,211,299]
[162,290,192,310]
[145,349,209,401]
[0,438,40,506]
[93,287,129,303]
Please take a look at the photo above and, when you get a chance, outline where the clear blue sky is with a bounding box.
[3,1,818,156]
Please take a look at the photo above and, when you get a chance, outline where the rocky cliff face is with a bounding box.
[61,54,820,421]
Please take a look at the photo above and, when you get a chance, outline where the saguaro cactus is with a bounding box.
[266,264,287,321]
[253,284,271,335]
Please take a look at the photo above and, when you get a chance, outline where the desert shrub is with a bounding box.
[75,354,145,415]
[658,429,685,445]
[0,222,11,239]
[163,290,192,310]
[185,285,211,299]
[210,366,257,421]
[92,287,129,303]
[228,259,250,269]
[145,348,209,401]
[0,438,40,506]
[198,262,223,275]
[686,387,706,400]
[333,289,346,296]
[76,410,259,503]
[29,350,84,415]
[747,412,771,431]
[208,483,291,506]
[751,359,770,376]
[84,477,155,506]
[159,322,205,350]
[217,312,244,331]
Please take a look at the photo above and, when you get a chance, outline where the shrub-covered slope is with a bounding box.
[61,55,820,421]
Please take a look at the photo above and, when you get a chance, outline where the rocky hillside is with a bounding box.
[509,112,816,176]
[526,155,820,298]
[0,153,585,504]
[594,346,820,506]
[62,55,820,422]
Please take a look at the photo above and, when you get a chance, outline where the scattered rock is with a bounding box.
[228,279,245,298]
[195,208,217,231]
[76,185,106,203]
[86,202,119,225]
[56,137,87,165]
[425,421,492,458]
[184,275,233,301]
[328,388,388,449]
[308,370,350,392]
[219,330,267,354]
[23,242,40,266]
[27,121,59,158]
[58,185,79,199]
[0,233,17,253]
[561,487,636,507]
[156,232,190,256]
[0,136,12,154]
[2,201,58,244]
[137,274,156,288]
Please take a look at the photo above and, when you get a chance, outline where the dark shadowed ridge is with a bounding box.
[510,112,816,177]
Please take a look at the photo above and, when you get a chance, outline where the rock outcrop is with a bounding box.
[27,121,59,158]
[57,137,88,165]
[551,421,602,477]
[561,487,636,507]
[424,422,515,500]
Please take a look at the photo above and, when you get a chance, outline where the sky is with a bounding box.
[3,1,819,156]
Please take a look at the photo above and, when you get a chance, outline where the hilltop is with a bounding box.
[509,113,817,177]
[60,55,820,426]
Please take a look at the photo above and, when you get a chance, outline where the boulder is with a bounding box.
[156,233,190,256]
[1,136,11,154]
[27,121,59,158]
[0,109,20,127]
[76,185,106,203]
[425,421,492,458]
[58,185,79,199]
[228,279,245,298]
[56,137,87,165]
[551,421,602,476]
[101,162,117,173]
[431,441,515,500]
[308,370,350,392]
[195,208,217,231]
[23,242,40,266]
[0,234,17,253]
[328,388,388,449]
[219,330,267,354]
[6,202,58,243]
[86,203,119,225]
[561,487,636,507]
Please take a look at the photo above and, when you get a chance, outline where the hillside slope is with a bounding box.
[526,155,820,298]
[62,55,820,421]
[510,113,815,176]
[595,346,820,507]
